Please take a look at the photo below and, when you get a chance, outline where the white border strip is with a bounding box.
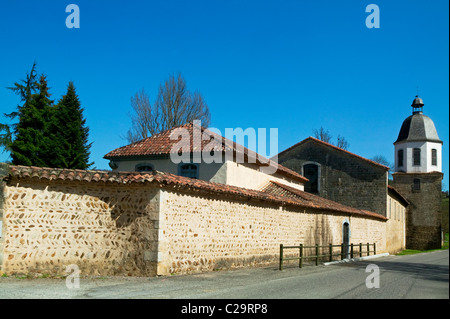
[323,253,390,266]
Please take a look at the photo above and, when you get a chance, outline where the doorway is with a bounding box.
[343,221,350,259]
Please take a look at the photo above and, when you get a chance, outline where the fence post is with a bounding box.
[367,243,370,256]
[374,243,376,255]
[279,244,283,271]
[341,243,344,260]
[350,243,354,259]
[299,244,303,268]
[329,244,333,262]
[315,244,319,266]
[359,243,362,257]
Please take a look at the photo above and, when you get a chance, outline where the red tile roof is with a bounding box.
[278,136,390,170]
[6,165,387,221]
[261,181,387,220]
[387,185,409,206]
[104,122,308,184]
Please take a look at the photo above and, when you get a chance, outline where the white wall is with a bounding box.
[225,161,304,191]
[394,141,442,173]
[110,157,305,191]
[110,158,227,184]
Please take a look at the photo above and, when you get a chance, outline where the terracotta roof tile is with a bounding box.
[261,180,387,220]
[104,122,308,184]
[6,165,386,221]
[387,185,409,206]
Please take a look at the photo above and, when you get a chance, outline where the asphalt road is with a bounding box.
[0,250,448,299]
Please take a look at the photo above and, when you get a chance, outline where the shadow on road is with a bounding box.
[339,255,449,284]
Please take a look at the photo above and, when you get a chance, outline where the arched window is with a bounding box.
[178,163,199,179]
[303,163,319,193]
[135,163,154,172]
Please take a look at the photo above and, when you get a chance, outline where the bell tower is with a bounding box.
[392,95,443,250]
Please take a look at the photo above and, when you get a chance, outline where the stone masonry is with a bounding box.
[2,177,161,276]
[0,164,394,277]
[393,172,443,250]
[278,138,390,216]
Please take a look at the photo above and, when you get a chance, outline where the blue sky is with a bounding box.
[0,0,448,189]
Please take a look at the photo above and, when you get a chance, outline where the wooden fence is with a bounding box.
[279,243,376,270]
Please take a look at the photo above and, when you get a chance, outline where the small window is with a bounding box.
[303,163,319,193]
[397,149,404,167]
[135,163,154,172]
[413,148,421,166]
[413,178,421,192]
[179,163,199,179]
[431,149,437,166]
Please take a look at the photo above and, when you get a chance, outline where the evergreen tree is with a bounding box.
[2,64,93,169]
[50,81,92,169]
[1,62,38,154]
[10,74,54,166]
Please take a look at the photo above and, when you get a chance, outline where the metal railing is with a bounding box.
[279,242,376,270]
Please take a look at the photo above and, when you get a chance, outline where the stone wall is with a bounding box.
[0,163,8,271]
[1,177,161,276]
[1,167,391,277]
[386,194,406,253]
[157,189,388,276]
[393,172,443,250]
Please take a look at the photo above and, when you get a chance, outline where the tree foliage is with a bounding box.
[1,63,92,169]
[9,74,54,166]
[1,62,39,154]
[50,81,92,169]
[127,73,211,143]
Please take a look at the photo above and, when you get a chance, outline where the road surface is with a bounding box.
[0,250,448,299]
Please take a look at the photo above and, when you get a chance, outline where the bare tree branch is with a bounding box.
[126,73,211,143]
[336,134,349,150]
[313,127,332,144]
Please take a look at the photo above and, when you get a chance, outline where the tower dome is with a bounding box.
[411,95,424,108]
[394,113,442,144]
[394,96,442,173]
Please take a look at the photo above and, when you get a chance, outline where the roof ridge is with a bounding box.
[278,136,390,170]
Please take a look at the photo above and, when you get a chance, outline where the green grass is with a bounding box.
[396,233,449,256]
[442,196,449,233]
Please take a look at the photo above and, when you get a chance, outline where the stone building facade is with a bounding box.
[392,172,442,250]
[277,137,391,217]
[0,164,403,276]
[391,96,444,250]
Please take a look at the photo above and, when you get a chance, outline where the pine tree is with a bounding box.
[1,62,38,154]
[10,74,54,166]
[3,64,93,169]
[50,81,92,169]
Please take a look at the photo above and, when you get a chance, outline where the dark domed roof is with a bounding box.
[394,113,442,144]
[411,96,424,107]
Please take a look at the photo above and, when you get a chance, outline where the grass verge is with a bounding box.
[396,233,449,255]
